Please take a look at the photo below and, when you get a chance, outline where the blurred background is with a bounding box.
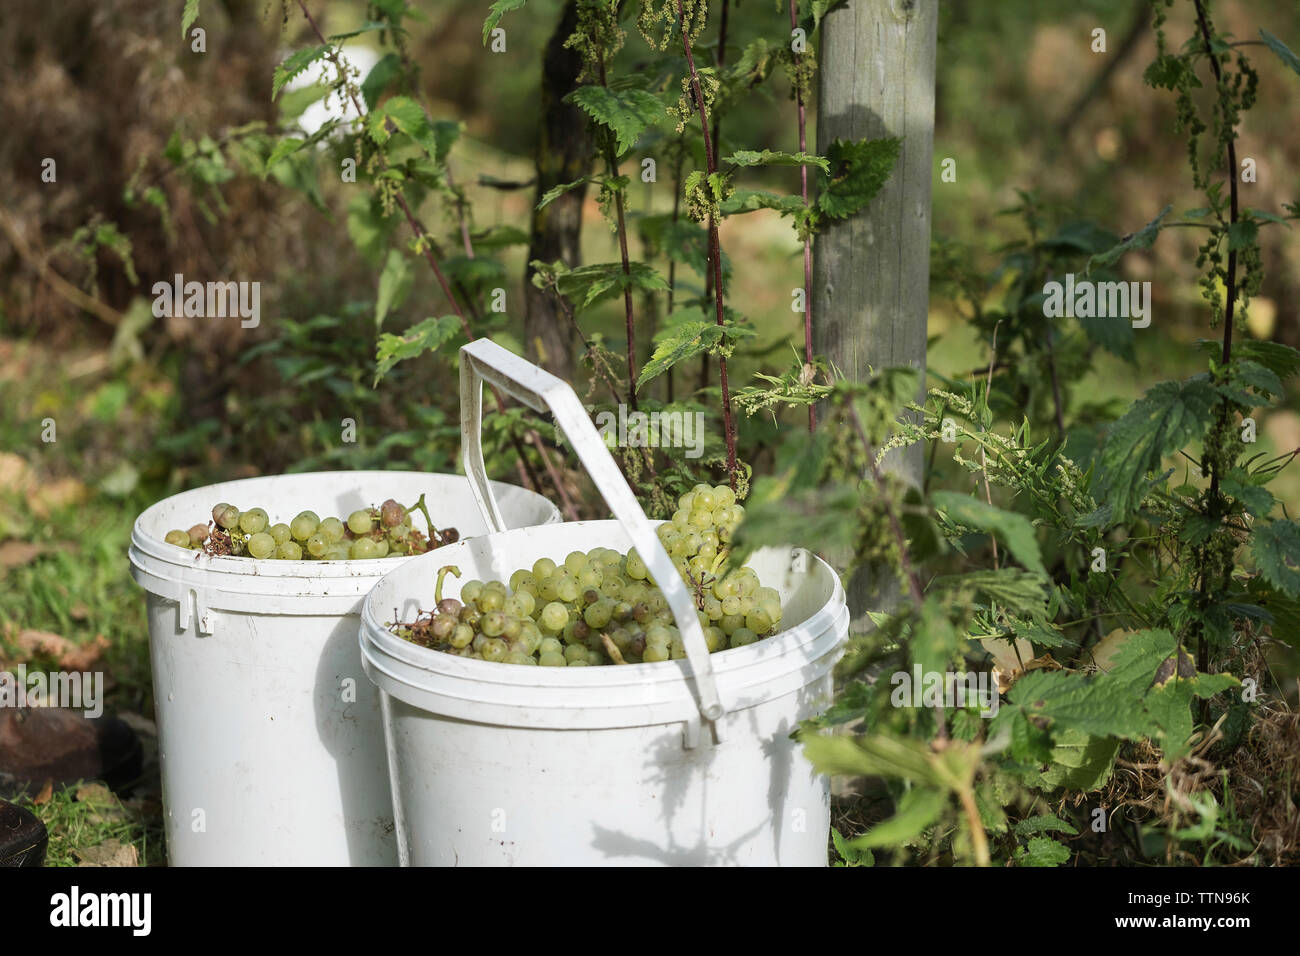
[1,0,1297,861]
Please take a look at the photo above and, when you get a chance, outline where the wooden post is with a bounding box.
[813,0,937,628]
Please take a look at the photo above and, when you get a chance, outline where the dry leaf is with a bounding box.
[75,839,139,867]
[32,778,53,806]
[28,477,89,519]
[0,452,30,489]
[14,629,109,671]
[0,540,46,572]
[1089,628,1133,672]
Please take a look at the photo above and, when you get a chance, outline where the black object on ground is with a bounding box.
[0,707,143,797]
[0,800,47,866]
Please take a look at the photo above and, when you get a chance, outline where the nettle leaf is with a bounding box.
[638,319,757,391]
[566,85,665,155]
[799,0,848,33]
[181,0,201,39]
[1013,814,1078,839]
[933,568,1048,615]
[361,53,403,110]
[1227,219,1259,251]
[470,225,530,249]
[1086,204,1173,272]
[1252,520,1300,598]
[1077,308,1136,362]
[369,97,460,163]
[720,188,808,217]
[816,137,900,221]
[1260,28,1300,78]
[556,261,668,312]
[850,787,946,850]
[1095,377,1219,524]
[374,249,412,328]
[930,492,1045,575]
[265,119,341,173]
[1235,359,1284,399]
[537,177,590,210]
[374,315,461,384]
[483,0,527,45]
[329,20,398,42]
[1017,837,1071,867]
[273,45,332,100]
[1223,478,1274,517]
[725,149,830,173]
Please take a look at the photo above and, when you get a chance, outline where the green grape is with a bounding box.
[247,532,276,559]
[695,489,717,512]
[461,580,484,604]
[703,596,724,621]
[482,639,508,663]
[538,650,566,667]
[347,510,374,535]
[563,644,587,664]
[714,485,736,507]
[533,557,557,579]
[671,510,690,529]
[211,502,233,524]
[351,537,379,560]
[477,589,505,614]
[680,492,696,512]
[745,607,773,634]
[269,523,292,545]
[583,599,614,629]
[556,576,580,603]
[481,612,506,637]
[326,546,351,561]
[697,543,717,562]
[306,533,329,558]
[537,575,560,602]
[721,595,743,617]
[472,633,489,652]
[319,517,345,542]
[730,627,759,648]
[520,624,543,655]
[509,568,531,591]
[389,522,411,542]
[290,512,320,541]
[646,624,671,649]
[643,645,670,663]
[625,550,648,580]
[164,529,190,547]
[755,586,780,606]
[719,613,745,635]
[687,555,711,578]
[484,580,508,595]
[577,566,603,590]
[585,647,604,666]
[564,551,588,573]
[504,591,535,619]
[670,638,687,660]
[540,602,569,632]
[431,615,456,642]
[704,626,725,652]
[506,652,536,666]
[566,659,589,667]
[459,606,481,628]
[239,508,269,535]
[449,624,475,649]
[215,505,241,530]
[373,538,390,558]
[538,636,563,656]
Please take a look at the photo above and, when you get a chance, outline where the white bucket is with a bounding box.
[360,522,847,866]
[358,340,849,865]
[128,470,561,866]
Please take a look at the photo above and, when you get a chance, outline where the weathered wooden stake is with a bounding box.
[813,0,937,628]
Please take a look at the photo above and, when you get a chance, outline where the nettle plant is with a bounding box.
[174,0,899,513]
[732,0,1300,866]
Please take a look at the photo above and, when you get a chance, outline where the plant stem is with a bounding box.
[676,0,739,489]
[596,59,640,409]
[789,0,815,432]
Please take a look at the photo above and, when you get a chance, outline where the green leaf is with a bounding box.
[1025,729,1120,792]
[328,20,398,43]
[831,827,874,866]
[850,787,947,849]
[181,0,200,38]
[1198,339,1300,382]
[556,261,668,312]
[482,0,527,45]
[1013,814,1078,839]
[375,249,412,328]
[933,568,1048,615]
[720,188,809,218]
[1018,836,1072,867]
[369,97,460,164]
[537,177,589,210]
[265,119,341,173]
[1260,28,1300,78]
[724,149,829,173]
[1077,308,1136,362]
[930,492,1045,575]
[1086,204,1173,272]
[816,137,900,221]
[802,732,945,787]
[1235,359,1284,399]
[1252,520,1300,598]
[1227,219,1259,251]
[1094,377,1219,524]
[566,85,665,155]
[361,53,403,110]
[273,45,332,100]
[374,315,461,384]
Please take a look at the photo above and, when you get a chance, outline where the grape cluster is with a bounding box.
[162,496,457,561]
[393,485,784,667]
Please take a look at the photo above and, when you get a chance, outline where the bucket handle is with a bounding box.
[459,339,725,724]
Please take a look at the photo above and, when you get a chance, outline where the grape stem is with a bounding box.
[405,493,440,545]
[600,633,628,665]
[435,565,461,605]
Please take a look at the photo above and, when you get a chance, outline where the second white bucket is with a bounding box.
[129,470,560,866]
[359,341,850,865]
